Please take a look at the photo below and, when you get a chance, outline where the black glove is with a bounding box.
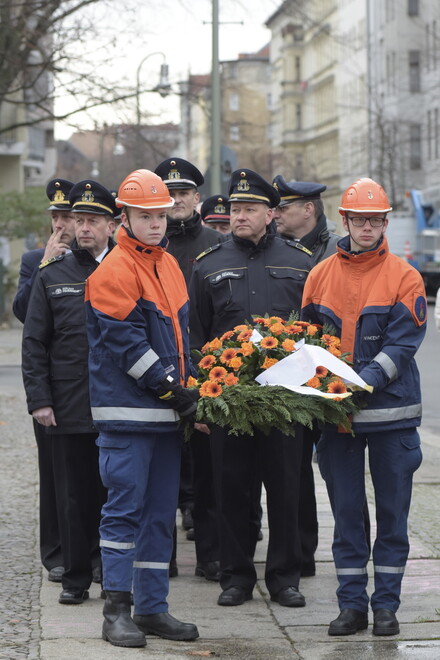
[156,375,200,418]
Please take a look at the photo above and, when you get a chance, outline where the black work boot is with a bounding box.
[133,612,199,640]
[102,591,146,647]
[328,608,368,636]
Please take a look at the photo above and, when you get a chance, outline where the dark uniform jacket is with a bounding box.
[13,248,45,323]
[22,239,115,435]
[280,213,339,267]
[166,211,226,285]
[188,231,312,349]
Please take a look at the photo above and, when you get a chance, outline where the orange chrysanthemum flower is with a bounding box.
[199,354,216,369]
[209,337,223,351]
[201,341,210,354]
[315,365,328,378]
[223,372,239,386]
[307,325,319,336]
[281,338,296,352]
[233,324,249,333]
[220,348,237,364]
[270,322,285,336]
[209,366,228,382]
[322,334,341,348]
[262,357,279,369]
[237,329,253,341]
[295,321,310,327]
[186,376,199,388]
[328,345,342,357]
[199,381,223,398]
[260,336,279,349]
[285,324,303,334]
[327,380,347,394]
[228,356,243,370]
[253,317,267,325]
[306,376,321,388]
[220,330,235,341]
[268,316,284,324]
[239,342,255,356]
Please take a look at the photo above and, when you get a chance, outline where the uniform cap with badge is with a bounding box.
[201,195,230,224]
[229,169,280,208]
[154,157,204,190]
[69,180,118,217]
[46,179,74,211]
[272,176,327,208]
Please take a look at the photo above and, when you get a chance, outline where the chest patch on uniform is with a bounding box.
[209,270,244,284]
[413,295,427,326]
[50,285,84,297]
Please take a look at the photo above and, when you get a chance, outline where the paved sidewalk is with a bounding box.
[1,326,439,659]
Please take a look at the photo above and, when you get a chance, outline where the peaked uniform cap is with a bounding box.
[154,157,204,189]
[272,176,327,207]
[229,169,280,207]
[69,180,117,216]
[201,194,230,223]
[46,178,74,211]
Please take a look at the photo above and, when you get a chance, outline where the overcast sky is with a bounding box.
[55,0,280,139]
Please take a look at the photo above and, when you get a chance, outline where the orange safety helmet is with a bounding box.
[339,177,392,215]
[116,169,174,210]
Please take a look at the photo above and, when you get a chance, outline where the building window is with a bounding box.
[408,0,419,16]
[409,50,421,92]
[409,123,422,169]
[435,108,439,160]
[295,56,301,82]
[229,92,239,111]
[230,125,239,141]
[427,110,432,160]
[296,104,302,130]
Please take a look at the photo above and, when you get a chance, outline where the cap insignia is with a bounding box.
[167,168,181,180]
[214,203,226,214]
[53,190,65,203]
[82,188,95,203]
[237,177,250,192]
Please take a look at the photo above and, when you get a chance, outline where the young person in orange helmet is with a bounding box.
[85,169,200,648]
[301,178,427,637]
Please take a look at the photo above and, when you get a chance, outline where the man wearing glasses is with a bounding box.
[301,178,427,637]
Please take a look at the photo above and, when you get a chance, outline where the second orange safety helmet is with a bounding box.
[116,169,174,209]
[339,177,392,215]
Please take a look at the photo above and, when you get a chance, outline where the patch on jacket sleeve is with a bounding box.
[413,293,427,326]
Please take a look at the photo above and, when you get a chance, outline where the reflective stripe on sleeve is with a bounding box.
[100,539,136,549]
[373,351,398,381]
[354,403,421,424]
[335,567,368,575]
[91,407,179,423]
[133,561,169,570]
[374,565,405,574]
[127,349,160,379]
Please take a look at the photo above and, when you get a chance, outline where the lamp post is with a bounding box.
[135,52,170,168]
[210,0,221,194]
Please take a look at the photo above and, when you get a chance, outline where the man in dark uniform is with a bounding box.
[155,157,226,579]
[189,168,312,607]
[272,177,340,577]
[201,194,231,235]
[13,178,75,582]
[22,180,117,604]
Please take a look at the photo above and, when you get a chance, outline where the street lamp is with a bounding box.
[210,0,221,194]
[135,52,170,167]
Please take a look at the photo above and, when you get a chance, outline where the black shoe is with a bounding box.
[59,589,89,605]
[271,586,305,608]
[257,529,263,541]
[48,566,64,582]
[181,508,194,530]
[133,612,199,641]
[217,586,252,606]
[328,608,368,636]
[92,565,102,584]
[373,609,400,636]
[186,528,195,541]
[102,591,146,648]
[169,559,178,578]
[195,561,220,582]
